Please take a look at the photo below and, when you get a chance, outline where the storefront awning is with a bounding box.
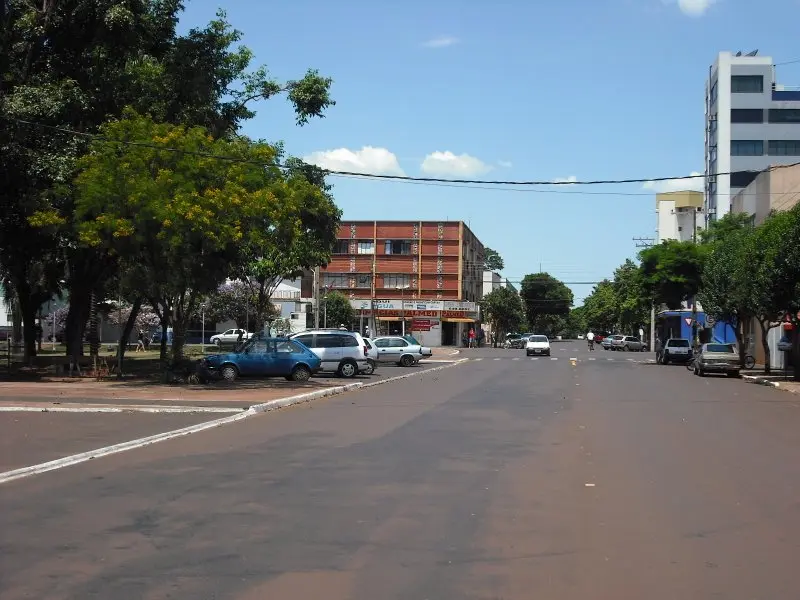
[442,317,475,323]
[377,316,405,321]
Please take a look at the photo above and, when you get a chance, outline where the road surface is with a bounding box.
[1,342,799,599]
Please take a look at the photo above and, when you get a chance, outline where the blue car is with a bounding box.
[199,337,321,382]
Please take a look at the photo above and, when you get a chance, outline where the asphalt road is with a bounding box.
[2,342,799,599]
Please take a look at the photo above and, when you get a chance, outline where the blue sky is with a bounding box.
[179,0,800,304]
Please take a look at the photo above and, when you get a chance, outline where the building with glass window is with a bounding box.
[319,221,485,346]
[704,51,800,223]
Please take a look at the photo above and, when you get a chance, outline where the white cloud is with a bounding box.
[422,35,459,48]
[302,146,405,176]
[420,151,492,177]
[676,0,716,16]
[497,160,513,168]
[552,175,578,185]
[642,171,705,193]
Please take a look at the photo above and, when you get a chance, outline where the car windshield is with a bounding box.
[707,343,735,353]
[531,336,549,342]
[669,339,691,347]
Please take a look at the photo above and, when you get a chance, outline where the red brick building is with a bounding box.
[319,221,485,345]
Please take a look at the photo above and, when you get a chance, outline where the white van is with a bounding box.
[289,329,370,378]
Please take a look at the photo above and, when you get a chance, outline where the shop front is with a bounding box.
[350,299,479,346]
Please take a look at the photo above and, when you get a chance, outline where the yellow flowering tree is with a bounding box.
[75,112,289,363]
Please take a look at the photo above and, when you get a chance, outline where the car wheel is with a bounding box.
[220,364,238,382]
[362,360,375,375]
[291,364,312,382]
[526,351,532,356]
[400,354,414,367]
[338,360,357,378]
[213,339,221,347]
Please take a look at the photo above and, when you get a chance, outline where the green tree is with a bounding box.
[757,204,800,379]
[480,287,524,345]
[697,218,753,367]
[322,291,355,328]
[613,259,649,335]
[566,305,588,338]
[483,248,504,272]
[520,273,573,333]
[639,240,705,310]
[74,114,299,364]
[0,3,334,360]
[204,281,276,329]
[582,280,617,333]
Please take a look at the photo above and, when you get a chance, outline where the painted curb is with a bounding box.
[0,405,244,414]
[0,359,469,486]
[742,375,797,393]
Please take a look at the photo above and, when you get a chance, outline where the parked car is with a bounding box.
[659,338,692,364]
[289,329,370,378]
[602,335,623,350]
[693,343,740,377]
[209,328,253,347]
[370,335,431,366]
[504,334,525,349]
[362,338,378,375]
[199,337,320,382]
[611,335,645,352]
[525,335,551,356]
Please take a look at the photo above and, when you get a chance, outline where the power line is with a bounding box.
[8,117,800,189]
[774,57,800,66]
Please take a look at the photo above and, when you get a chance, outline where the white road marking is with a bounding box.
[550,357,558,361]
[589,358,596,361]
[512,357,520,361]
[531,357,539,360]
[0,360,470,485]
[494,358,501,361]
[585,483,596,487]
[0,405,242,414]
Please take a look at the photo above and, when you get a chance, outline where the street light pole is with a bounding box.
[201,303,205,351]
[323,286,329,328]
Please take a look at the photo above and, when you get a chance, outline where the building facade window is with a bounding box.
[768,109,800,123]
[322,273,349,288]
[354,274,372,288]
[384,240,411,255]
[729,171,759,188]
[383,274,410,289]
[731,74,763,93]
[730,140,764,156]
[730,108,764,123]
[332,240,349,254]
[767,140,800,156]
[357,241,374,254]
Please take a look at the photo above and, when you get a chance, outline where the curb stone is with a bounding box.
[742,375,797,393]
[0,359,469,485]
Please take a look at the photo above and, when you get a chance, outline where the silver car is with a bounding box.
[371,335,432,367]
[611,335,645,351]
[289,329,370,378]
[693,342,740,377]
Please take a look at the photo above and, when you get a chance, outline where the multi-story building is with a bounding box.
[655,190,704,243]
[319,221,485,346]
[731,162,800,370]
[704,50,800,223]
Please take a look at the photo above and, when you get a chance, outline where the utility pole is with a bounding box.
[313,267,320,329]
[633,237,656,348]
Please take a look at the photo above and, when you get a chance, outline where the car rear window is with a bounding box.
[707,343,734,353]
[668,339,690,347]
[531,336,548,342]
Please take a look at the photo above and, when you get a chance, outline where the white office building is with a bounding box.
[655,190,704,243]
[704,51,800,222]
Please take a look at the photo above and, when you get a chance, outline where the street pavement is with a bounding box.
[2,341,800,598]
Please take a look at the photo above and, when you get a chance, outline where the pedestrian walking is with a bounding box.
[136,330,145,352]
[655,335,663,363]
[468,327,476,349]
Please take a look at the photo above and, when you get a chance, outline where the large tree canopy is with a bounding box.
[638,240,705,310]
[519,272,573,331]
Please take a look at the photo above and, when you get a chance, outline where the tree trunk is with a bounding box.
[159,318,169,364]
[734,320,746,368]
[64,284,91,363]
[792,327,800,382]
[171,315,186,364]
[16,289,38,362]
[758,318,772,375]
[11,296,22,344]
[116,297,142,379]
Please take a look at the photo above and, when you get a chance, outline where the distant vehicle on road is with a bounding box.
[659,338,692,364]
[602,335,623,350]
[209,328,252,347]
[693,343,740,377]
[525,335,551,357]
[611,335,646,352]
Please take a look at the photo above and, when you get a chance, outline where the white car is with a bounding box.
[209,328,253,346]
[525,334,551,356]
